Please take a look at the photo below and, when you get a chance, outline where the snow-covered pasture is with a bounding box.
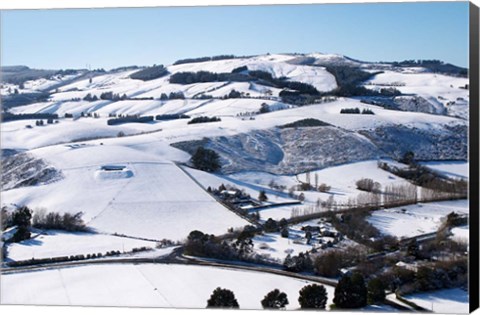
[1,263,335,310]
[0,117,163,150]
[367,200,469,239]
[365,71,468,106]
[420,161,468,179]
[1,145,248,241]
[5,230,157,262]
[451,226,469,243]
[44,54,336,103]
[402,288,469,314]
[3,95,466,154]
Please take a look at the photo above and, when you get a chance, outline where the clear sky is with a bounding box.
[1,2,470,70]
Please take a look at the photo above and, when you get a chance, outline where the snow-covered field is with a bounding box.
[2,145,248,241]
[402,288,469,314]
[3,95,466,157]
[1,53,471,311]
[0,117,163,150]
[5,230,158,261]
[367,200,469,238]
[1,263,335,310]
[451,225,469,243]
[365,71,469,114]
[420,161,468,179]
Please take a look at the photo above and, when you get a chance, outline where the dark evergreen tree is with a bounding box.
[333,273,368,309]
[206,287,239,308]
[227,89,242,99]
[259,103,270,114]
[305,231,312,244]
[12,225,31,242]
[258,190,268,202]
[261,289,289,309]
[264,218,278,233]
[191,147,221,172]
[12,206,32,227]
[400,151,416,165]
[11,206,32,242]
[298,284,328,309]
[367,278,386,304]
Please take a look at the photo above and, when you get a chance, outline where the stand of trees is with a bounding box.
[2,112,58,122]
[378,160,468,200]
[32,209,88,232]
[174,55,237,65]
[170,71,251,84]
[2,92,51,109]
[107,115,154,125]
[130,65,169,81]
[340,107,375,115]
[100,91,128,101]
[188,116,221,124]
[155,114,190,121]
[191,147,221,172]
[280,118,330,129]
[326,66,401,97]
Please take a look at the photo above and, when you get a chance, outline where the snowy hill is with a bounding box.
[1,52,470,244]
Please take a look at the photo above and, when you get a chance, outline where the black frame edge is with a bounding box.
[470,1,480,313]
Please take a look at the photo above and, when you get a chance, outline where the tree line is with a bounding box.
[206,272,380,309]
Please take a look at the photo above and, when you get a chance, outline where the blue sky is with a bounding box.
[1,2,470,69]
